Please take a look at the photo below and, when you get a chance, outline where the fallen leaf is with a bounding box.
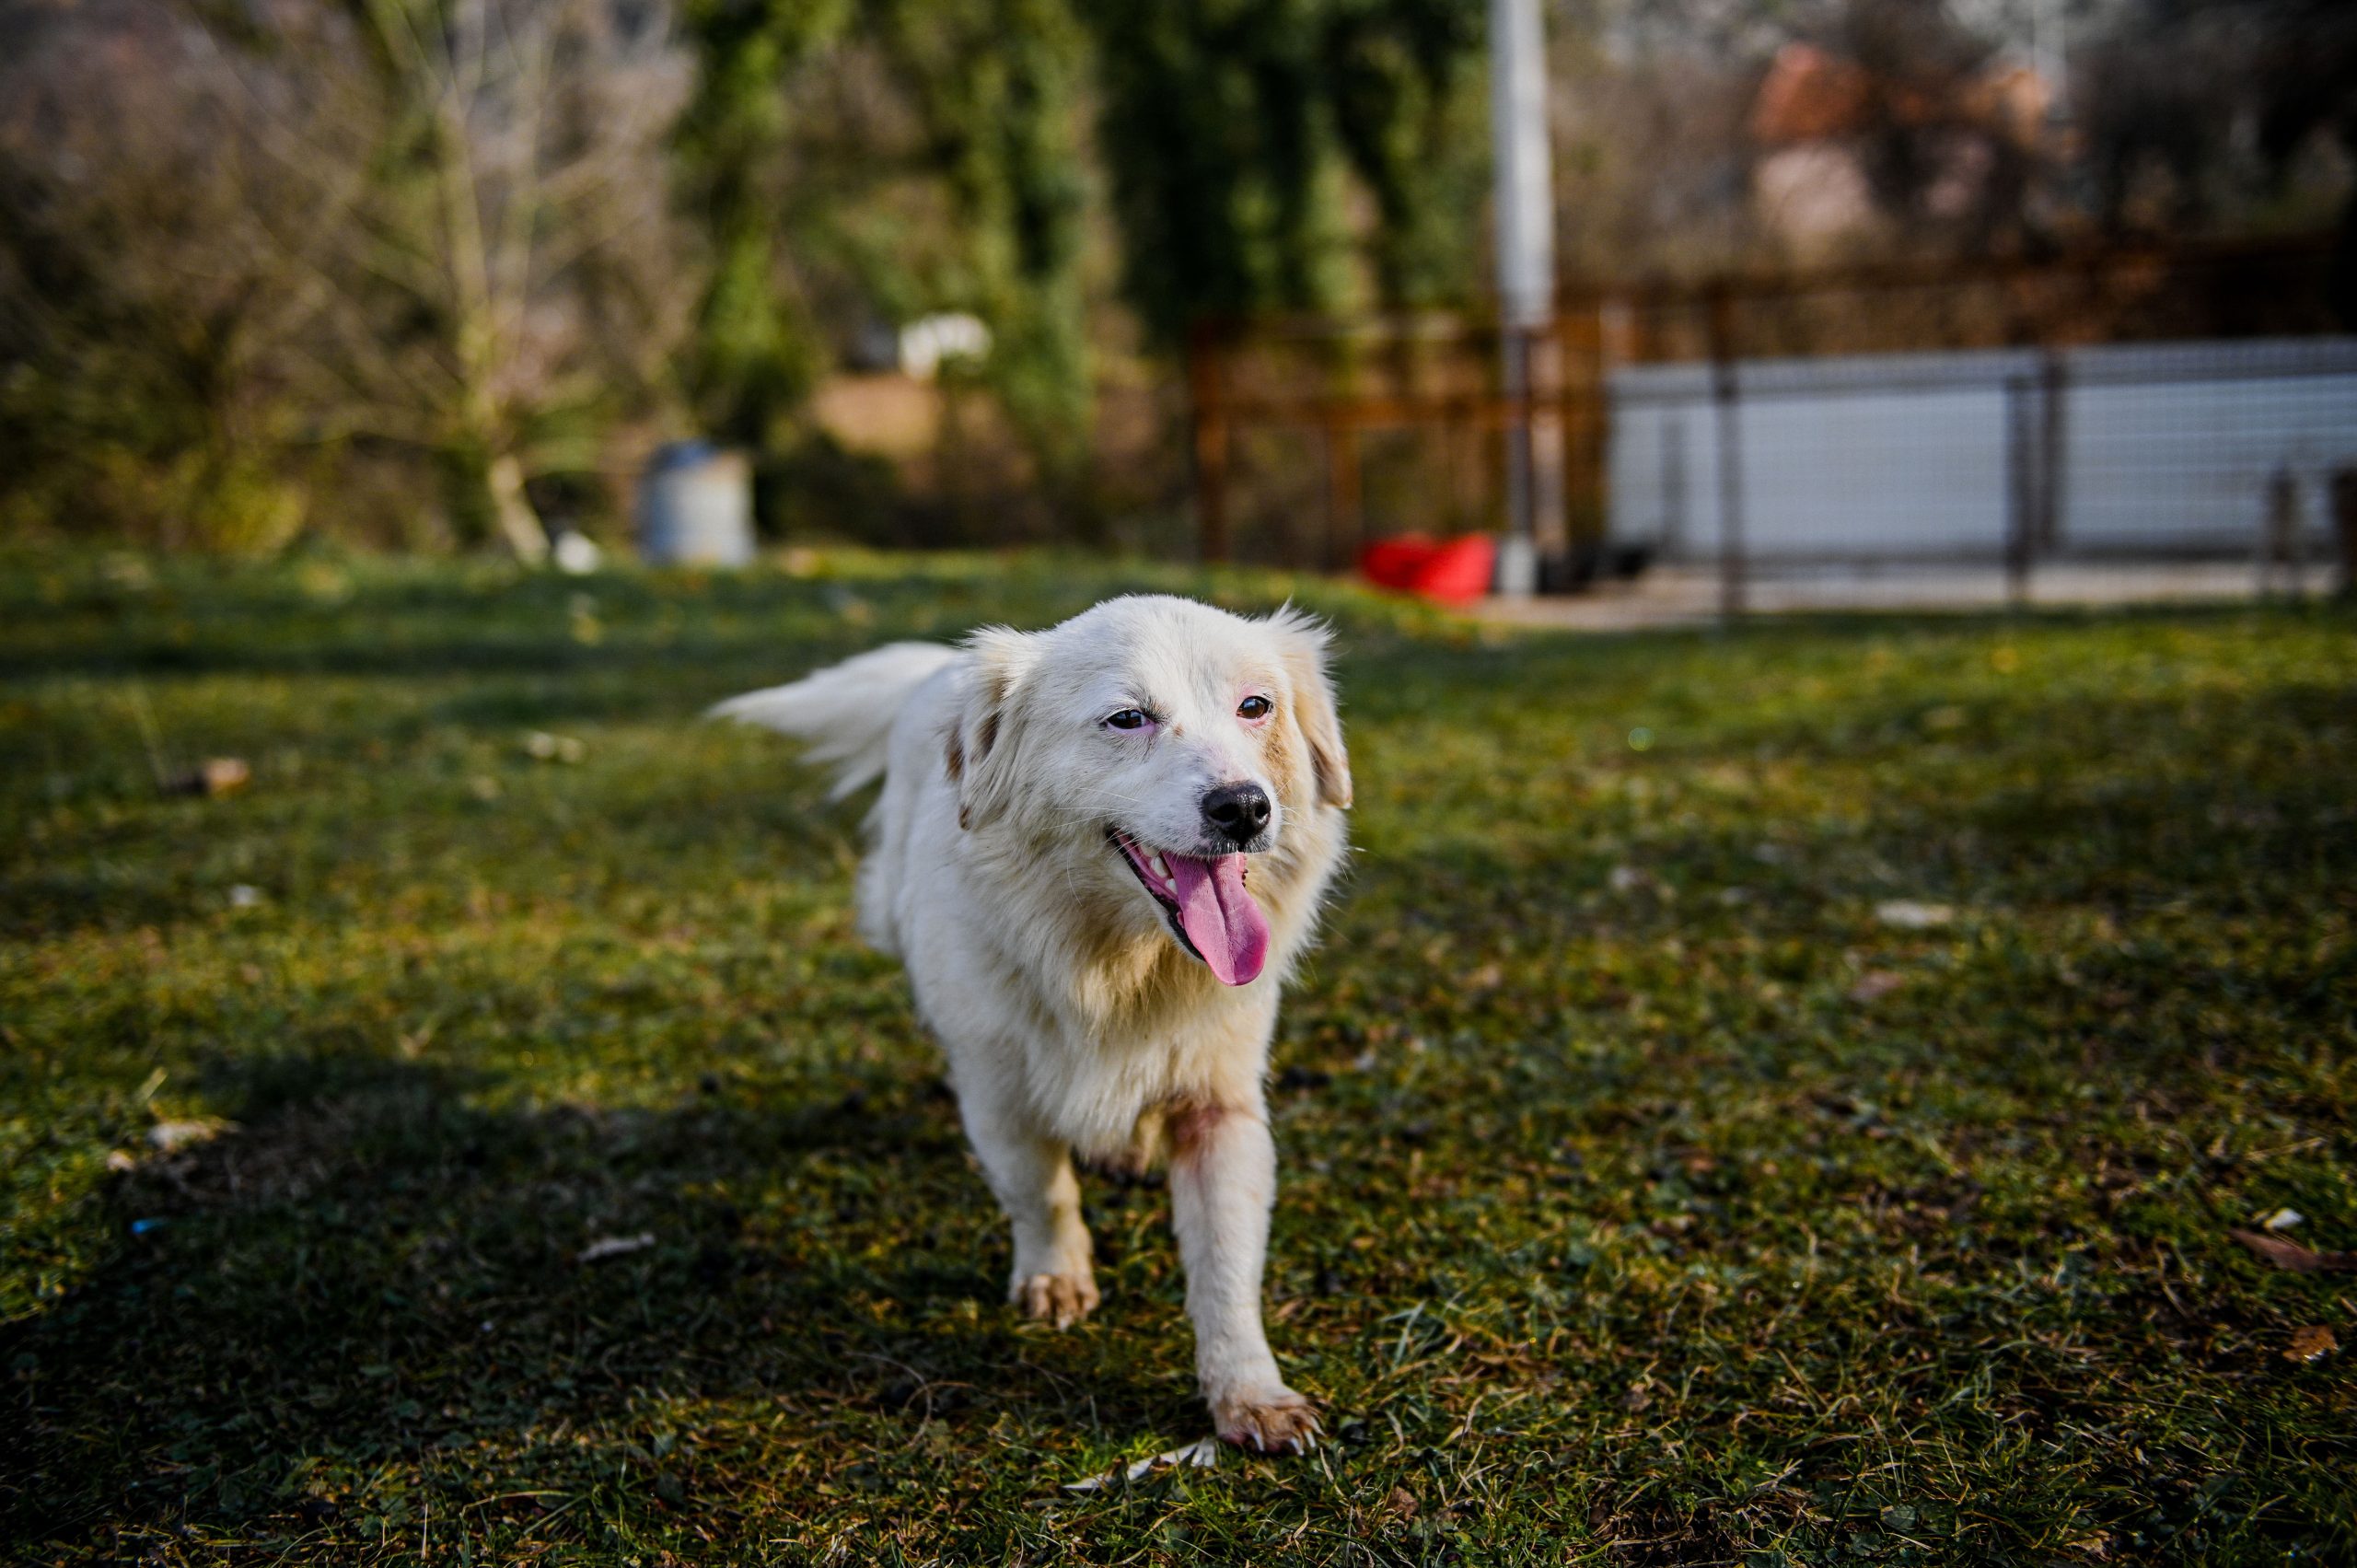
[2229,1229,2357,1273]
[1848,970,1906,1003]
[2284,1324,2336,1364]
[1384,1486,1420,1522]
[576,1232,656,1264]
[164,757,250,797]
[1062,1435,1219,1492]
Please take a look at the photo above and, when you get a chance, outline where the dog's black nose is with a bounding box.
[1202,782,1272,847]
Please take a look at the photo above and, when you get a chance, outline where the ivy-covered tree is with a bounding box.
[1326,0,1490,310]
[1086,0,1488,346]
[671,0,1488,487]
[873,0,1093,467]
[674,0,853,451]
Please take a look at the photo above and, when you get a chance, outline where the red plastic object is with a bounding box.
[1357,534,1497,606]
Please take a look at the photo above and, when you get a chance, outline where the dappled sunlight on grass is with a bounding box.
[2,552,2352,1562]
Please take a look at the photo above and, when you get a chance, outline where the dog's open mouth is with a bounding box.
[1108,829,1271,986]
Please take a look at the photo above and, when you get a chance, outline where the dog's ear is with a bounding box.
[948,625,1039,830]
[1266,606,1352,810]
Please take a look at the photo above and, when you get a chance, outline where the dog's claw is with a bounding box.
[1013,1272,1099,1329]
[1213,1388,1321,1457]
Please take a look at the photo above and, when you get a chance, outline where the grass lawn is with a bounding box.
[2,550,2352,1565]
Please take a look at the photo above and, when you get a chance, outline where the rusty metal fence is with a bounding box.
[1185,235,2356,610]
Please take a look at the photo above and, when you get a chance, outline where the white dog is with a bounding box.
[714,595,1352,1451]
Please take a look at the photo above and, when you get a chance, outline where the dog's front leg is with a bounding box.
[958,1084,1099,1328]
[1168,1102,1318,1452]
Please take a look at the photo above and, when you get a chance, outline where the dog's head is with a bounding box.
[946,596,1351,986]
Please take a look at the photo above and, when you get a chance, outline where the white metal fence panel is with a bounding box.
[1608,337,2357,563]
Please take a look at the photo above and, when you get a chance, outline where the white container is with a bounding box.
[638,442,754,566]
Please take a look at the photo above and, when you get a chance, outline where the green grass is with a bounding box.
[2,549,2352,1565]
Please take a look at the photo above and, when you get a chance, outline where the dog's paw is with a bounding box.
[1012,1271,1100,1329]
[1211,1385,1321,1455]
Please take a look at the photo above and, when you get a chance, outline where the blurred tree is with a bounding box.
[2,0,688,554]
[2081,0,2357,239]
[0,0,331,550]
[1086,0,1488,346]
[874,0,1093,470]
[315,0,689,556]
[1327,0,1490,308]
[1837,0,2042,251]
[674,0,851,453]
[674,0,1096,524]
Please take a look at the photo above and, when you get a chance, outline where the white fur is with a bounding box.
[715,595,1352,1451]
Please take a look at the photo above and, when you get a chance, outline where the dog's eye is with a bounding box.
[1105,708,1151,731]
[1237,695,1272,721]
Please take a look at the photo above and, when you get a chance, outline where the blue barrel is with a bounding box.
[637,441,754,566]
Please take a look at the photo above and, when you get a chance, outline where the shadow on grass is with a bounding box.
[0,1051,1183,1552]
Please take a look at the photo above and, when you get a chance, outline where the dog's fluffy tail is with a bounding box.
[709,641,960,799]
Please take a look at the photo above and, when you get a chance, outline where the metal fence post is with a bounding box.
[2261,467,2306,598]
[2037,348,2068,558]
[1661,414,1687,560]
[1497,322,1539,594]
[1325,419,1363,573]
[2335,469,2357,598]
[1706,287,1746,620]
[2005,374,2035,606]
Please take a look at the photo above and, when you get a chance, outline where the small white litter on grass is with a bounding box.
[227,885,264,909]
[2262,1208,2304,1232]
[1875,900,1955,930]
[1063,1436,1220,1492]
[576,1232,656,1264]
[149,1119,230,1153]
[552,532,603,575]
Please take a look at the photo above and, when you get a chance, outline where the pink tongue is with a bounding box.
[1167,853,1271,986]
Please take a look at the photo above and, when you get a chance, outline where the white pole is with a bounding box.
[1489,0,1557,597]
